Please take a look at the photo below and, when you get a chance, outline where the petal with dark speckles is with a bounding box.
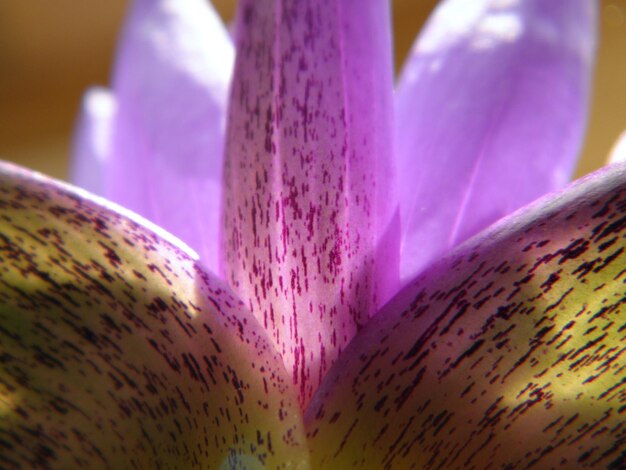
[305,162,626,469]
[223,0,399,408]
[0,162,310,469]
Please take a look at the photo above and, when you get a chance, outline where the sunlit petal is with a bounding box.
[306,162,626,468]
[70,87,116,196]
[104,0,234,272]
[223,0,398,407]
[0,163,310,468]
[608,129,626,165]
[396,0,597,282]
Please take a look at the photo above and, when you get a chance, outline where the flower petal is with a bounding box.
[0,162,310,468]
[222,0,398,407]
[70,87,116,196]
[103,0,234,272]
[608,129,626,165]
[396,0,597,281]
[305,162,626,468]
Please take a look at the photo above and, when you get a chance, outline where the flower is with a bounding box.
[1,0,624,468]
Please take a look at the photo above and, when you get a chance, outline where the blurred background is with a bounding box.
[0,0,625,181]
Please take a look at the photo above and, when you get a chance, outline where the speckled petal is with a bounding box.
[105,0,234,272]
[396,0,597,282]
[305,162,626,469]
[0,162,309,469]
[222,0,398,407]
[70,87,116,196]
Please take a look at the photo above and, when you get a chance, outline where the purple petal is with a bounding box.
[0,161,310,467]
[105,0,234,272]
[395,0,597,282]
[222,0,398,407]
[70,87,116,196]
[305,162,626,468]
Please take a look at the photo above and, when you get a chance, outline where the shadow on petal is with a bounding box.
[0,163,310,469]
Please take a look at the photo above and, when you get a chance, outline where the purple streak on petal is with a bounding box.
[70,87,116,196]
[395,0,597,282]
[223,0,398,407]
[106,0,234,272]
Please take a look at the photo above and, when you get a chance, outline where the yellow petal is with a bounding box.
[305,163,626,469]
[0,163,310,469]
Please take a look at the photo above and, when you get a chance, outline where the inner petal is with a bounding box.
[222,0,398,408]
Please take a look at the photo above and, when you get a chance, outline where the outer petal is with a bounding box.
[105,0,234,272]
[306,162,626,469]
[0,162,309,468]
[222,0,398,408]
[70,87,116,196]
[396,0,597,281]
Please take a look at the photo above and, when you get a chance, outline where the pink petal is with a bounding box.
[396,0,597,282]
[222,0,398,407]
[70,87,116,196]
[105,0,234,272]
[0,161,310,467]
[305,162,626,468]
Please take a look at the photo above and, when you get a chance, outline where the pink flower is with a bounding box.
[1,1,624,468]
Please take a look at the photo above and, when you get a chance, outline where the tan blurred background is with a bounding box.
[0,0,625,181]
